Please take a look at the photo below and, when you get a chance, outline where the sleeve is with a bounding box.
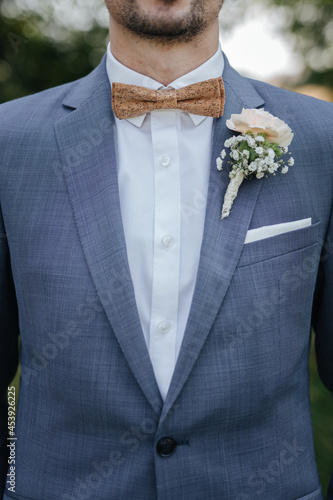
[0,206,20,497]
[312,206,333,500]
[312,207,333,392]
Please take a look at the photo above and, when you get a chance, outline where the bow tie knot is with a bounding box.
[155,88,177,109]
[111,77,225,120]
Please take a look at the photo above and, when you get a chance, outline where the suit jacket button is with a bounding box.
[156,437,177,457]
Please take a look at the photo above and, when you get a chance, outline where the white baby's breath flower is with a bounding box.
[256,135,265,142]
[216,157,223,171]
[246,136,256,147]
[255,147,264,155]
[268,148,275,158]
[221,149,227,159]
[243,150,250,159]
[256,172,265,179]
[288,157,295,166]
[281,166,289,174]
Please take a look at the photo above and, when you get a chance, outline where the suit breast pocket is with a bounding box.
[237,220,321,268]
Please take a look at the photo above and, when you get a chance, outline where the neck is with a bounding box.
[109,18,220,86]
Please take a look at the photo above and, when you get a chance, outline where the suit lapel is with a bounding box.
[54,59,163,414]
[162,60,266,419]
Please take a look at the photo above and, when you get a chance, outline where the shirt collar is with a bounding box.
[106,42,224,127]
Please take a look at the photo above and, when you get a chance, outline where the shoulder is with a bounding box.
[223,55,333,139]
[248,77,333,122]
[0,56,108,135]
[233,73,333,156]
[224,57,333,187]
[223,55,332,121]
[248,78,333,164]
[0,80,76,128]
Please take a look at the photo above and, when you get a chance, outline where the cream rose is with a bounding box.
[226,108,294,147]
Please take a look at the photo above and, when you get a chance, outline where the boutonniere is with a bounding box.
[216,108,294,219]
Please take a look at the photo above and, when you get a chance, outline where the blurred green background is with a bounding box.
[1,0,332,496]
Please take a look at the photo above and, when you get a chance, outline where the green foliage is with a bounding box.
[0,14,108,103]
[259,0,333,87]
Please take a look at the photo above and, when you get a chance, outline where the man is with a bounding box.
[0,0,332,498]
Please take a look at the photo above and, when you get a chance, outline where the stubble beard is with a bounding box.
[106,0,223,45]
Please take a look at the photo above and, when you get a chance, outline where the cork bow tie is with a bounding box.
[111,77,225,120]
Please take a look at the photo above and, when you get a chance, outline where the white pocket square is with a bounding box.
[244,218,312,244]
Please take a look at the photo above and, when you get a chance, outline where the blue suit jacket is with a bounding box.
[0,55,332,500]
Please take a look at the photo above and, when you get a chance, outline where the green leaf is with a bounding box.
[239,141,248,152]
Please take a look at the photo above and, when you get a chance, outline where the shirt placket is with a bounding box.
[149,110,181,400]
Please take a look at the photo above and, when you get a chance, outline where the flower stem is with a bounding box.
[221,170,245,219]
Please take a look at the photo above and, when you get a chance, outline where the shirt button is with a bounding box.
[160,155,170,167]
[158,321,170,334]
[161,235,174,247]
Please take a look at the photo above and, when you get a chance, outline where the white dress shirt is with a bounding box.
[106,43,224,400]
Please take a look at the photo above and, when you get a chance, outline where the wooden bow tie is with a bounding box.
[111,77,225,120]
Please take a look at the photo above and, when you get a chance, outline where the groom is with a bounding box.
[0,0,332,499]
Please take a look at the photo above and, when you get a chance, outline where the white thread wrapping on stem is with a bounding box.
[221,170,245,219]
